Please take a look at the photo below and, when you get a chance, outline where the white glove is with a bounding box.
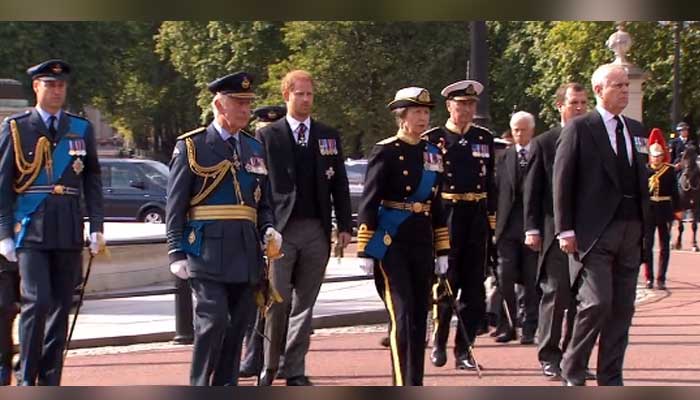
[0,237,17,262]
[358,257,375,275]
[169,259,190,280]
[89,232,106,255]
[263,227,283,250]
[435,256,449,276]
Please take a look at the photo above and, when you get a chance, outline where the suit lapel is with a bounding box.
[506,147,517,196]
[585,112,621,190]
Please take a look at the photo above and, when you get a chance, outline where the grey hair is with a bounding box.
[509,110,535,129]
[591,63,628,95]
[211,93,225,118]
[392,107,408,128]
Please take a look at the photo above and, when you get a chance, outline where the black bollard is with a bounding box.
[172,276,194,344]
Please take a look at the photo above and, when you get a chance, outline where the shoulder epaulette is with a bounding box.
[377,136,399,145]
[65,111,89,121]
[421,126,442,138]
[5,110,31,123]
[177,127,206,140]
[472,123,495,136]
[241,130,261,143]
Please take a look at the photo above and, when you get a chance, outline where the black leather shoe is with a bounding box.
[380,336,390,347]
[584,368,596,381]
[239,367,259,378]
[430,345,447,367]
[541,362,561,380]
[495,329,516,343]
[489,325,506,337]
[520,332,535,345]
[656,281,666,290]
[286,375,313,386]
[562,378,585,386]
[455,353,481,370]
[258,369,276,386]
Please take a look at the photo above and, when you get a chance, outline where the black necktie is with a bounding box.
[48,115,57,140]
[227,136,239,158]
[296,123,307,146]
[614,115,630,166]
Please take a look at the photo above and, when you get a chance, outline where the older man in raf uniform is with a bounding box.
[0,59,105,385]
[166,72,281,386]
[424,79,496,371]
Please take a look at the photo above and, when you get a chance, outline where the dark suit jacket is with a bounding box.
[553,110,651,279]
[259,117,352,243]
[0,108,103,250]
[494,146,531,243]
[524,127,561,269]
[166,124,275,284]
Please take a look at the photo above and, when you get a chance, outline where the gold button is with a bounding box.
[452,199,458,203]
[450,185,455,190]
[399,155,404,161]
[476,185,481,190]
[403,170,409,176]
[479,136,483,140]
[479,173,484,177]
[427,200,431,204]
[480,160,484,165]
[406,185,412,191]
[446,160,451,165]
[395,143,400,147]
[447,172,452,177]
[424,212,430,217]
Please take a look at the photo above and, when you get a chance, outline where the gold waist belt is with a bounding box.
[189,204,257,223]
[381,200,431,214]
[441,192,488,202]
[650,196,672,202]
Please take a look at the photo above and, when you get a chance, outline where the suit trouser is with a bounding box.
[536,244,576,366]
[189,278,253,386]
[263,218,329,379]
[17,249,81,386]
[377,240,433,386]
[239,306,264,375]
[496,237,539,334]
[561,219,642,386]
[433,204,488,352]
[0,270,20,385]
[644,220,671,283]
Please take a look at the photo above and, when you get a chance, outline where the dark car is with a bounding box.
[99,158,169,223]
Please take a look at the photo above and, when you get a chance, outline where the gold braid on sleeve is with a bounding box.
[185,137,232,206]
[11,120,53,193]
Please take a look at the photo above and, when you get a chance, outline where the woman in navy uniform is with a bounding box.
[357,87,449,386]
[166,72,281,386]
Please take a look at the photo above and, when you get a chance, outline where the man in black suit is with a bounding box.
[258,70,352,386]
[524,82,591,380]
[166,72,279,386]
[0,59,105,385]
[493,111,539,345]
[554,64,651,386]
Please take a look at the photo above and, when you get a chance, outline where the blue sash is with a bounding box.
[14,116,88,246]
[365,145,439,260]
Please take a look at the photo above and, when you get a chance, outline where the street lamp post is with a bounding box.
[671,21,682,128]
[469,21,491,127]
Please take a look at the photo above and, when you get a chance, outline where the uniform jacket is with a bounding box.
[647,162,680,224]
[553,111,651,276]
[357,133,449,258]
[258,117,352,242]
[0,108,103,250]
[166,124,274,284]
[670,136,696,165]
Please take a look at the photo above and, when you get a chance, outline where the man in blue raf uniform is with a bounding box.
[0,59,105,385]
[424,79,496,370]
[166,71,280,386]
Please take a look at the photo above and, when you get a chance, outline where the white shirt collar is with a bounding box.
[35,105,62,127]
[515,143,531,153]
[595,104,620,125]
[286,114,311,134]
[212,119,239,142]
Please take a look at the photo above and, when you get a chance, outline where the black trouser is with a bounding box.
[536,244,576,366]
[644,220,671,283]
[377,240,433,386]
[433,204,488,353]
[0,269,20,385]
[561,219,642,386]
[17,249,82,386]
[189,278,254,386]
[496,237,539,335]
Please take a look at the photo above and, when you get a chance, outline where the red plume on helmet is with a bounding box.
[648,127,669,163]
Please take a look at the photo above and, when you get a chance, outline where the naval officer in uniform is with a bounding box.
[166,72,281,386]
[0,59,105,385]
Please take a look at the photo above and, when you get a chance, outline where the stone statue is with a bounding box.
[606,21,632,65]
